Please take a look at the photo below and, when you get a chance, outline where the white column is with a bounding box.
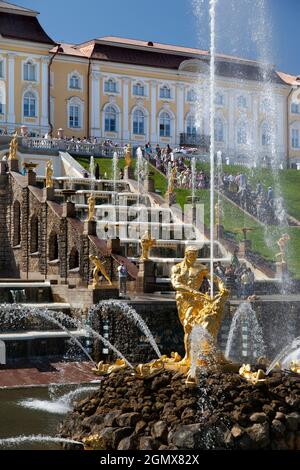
[251,93,258,154]
[122,78,130,142]
[91,69,101,137]
[7,53,15,128]
[41,57,49,130]
[150,80,157,143]
[228,90,235,157]
[176,83,185,145]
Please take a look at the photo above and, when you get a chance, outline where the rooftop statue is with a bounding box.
[140,231,156,261]
[171,246,229,368]
[45,160,53,188]
[8,133,18,160]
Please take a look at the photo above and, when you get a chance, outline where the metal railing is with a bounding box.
[180,133,210,149]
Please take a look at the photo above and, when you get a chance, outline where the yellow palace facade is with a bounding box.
[1,1,300,166]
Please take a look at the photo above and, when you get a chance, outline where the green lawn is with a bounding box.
[74,155,300,277]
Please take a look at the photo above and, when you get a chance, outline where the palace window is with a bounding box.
[187,89,197,102]
[133,109,145,135]
[105,105,117,132]
[215,92,224,106]
[69,104,80,128]
[237,121,247,145]
[160,86,171,99]
[237,95,247,109]
[214,117,224,142]
[261,98,271,113]
[291,102,300,114]
[292,129,300,149]
[24,61,36,81]
[133,83,145,97]
[23,91,36,117]
[186,115,197,135]
[262,123,271,146]
[69,74,81,90]
[104,79,117,93]
[159,112,171,137]
[0,61,4,79]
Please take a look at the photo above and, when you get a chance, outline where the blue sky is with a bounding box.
[12,0,300,75]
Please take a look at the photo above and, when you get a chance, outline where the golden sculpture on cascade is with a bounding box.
[89,254,112,288]
[8,133,18,160]
[140,231,156,261]
[124,144,132,169]
[45,160,53,188]
[87,193,96,221]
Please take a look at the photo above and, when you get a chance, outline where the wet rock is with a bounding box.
[117,434,138,450]
[139,436,159,450]
[271,419,286,437]
[275,412,286,422]
[247,423,270,448]
[286,412,300,432]
[151,420,168,442]
[112,427,134,448]
[116,412,141,428]
[249,412,267,423]
[168,424,201,449]
[135,420,147,434]
[231,425,244,438]
[103,410,122,427]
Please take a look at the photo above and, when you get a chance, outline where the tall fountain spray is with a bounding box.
[191,156,196,204]
[89,156,95,192]
[112,151,119,197]
[136,147,143,205]
[209,0,216,298]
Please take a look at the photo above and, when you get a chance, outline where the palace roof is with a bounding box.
[0,1,38,16]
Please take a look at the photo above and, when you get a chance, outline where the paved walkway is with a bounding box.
[0,361,98,389]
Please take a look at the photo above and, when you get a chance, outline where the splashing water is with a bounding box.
[19,386,99,415]
[225,302,265,362]
[0,435,83,448]
[112,151,119,194]
[190,325,218,378]
[88,300,161,358]
[191,156,196,203]
[266,335,300,375]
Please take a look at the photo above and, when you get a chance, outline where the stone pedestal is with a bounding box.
[144,176,155,193]
[27,169,36,186]
[124,166,134,180]
[62,201,75,218]
[8,159,19,173]
[83,219,97,236]
[165,191,177,206]
[214,224,224,239]
[0,161,8,175]
[43,187,55,201]
[238,239,252,257]
[107,237,122,255]
[88,285,119,302]
[276,261,288,280]
[136,260,156,293]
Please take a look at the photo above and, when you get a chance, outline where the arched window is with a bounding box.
[292,128,300,149]
[237,95,247,108]
[23,91,36,117]
[24,61,36,81]
[105,105,117,132]
[0,60,4,79]
[69,74,80,89]
[160,86,171,99]
[186,114,196,136]
[133,109,145,135]
[214,117,224,142]
[49,233,59,261]
[104,79,117,93]
[215,92,224,106]
[69,247,79,270]
[68,100,82,128]
[133,83,145,96]
[0,90,4,115]
[237,121,247,145]
[30,214,39,253]
[159,112,171,137]
[187,89,197,102]
[261,122,271,146]
[13,201,21,246]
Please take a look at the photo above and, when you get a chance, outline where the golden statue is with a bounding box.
[89,254,112,288]
[171,246,229,368]
[8,133,18,160]
[45,160,53,188]
[167,166,177,194]
[275,233,290,264]
[140,231,156,261]
[87,193,96,221]
[124,144,132,168]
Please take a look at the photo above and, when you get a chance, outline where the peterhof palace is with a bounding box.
[0,0,300,166]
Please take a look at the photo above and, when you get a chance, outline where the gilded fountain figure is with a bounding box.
[45,160,53,188]
[8,133,18,160]
[87,193,96,221]
[89,254,112,288]
[140,231,156,261]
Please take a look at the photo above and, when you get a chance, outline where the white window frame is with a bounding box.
[68,71,83,91]
[291,102,300,114]
[214,117,225,143]
[187,89,197,103]
[23,90,38,118]
[104,104,118,132]
[186,113,197,136]
[215,92,224,107]
[261,97,271,114]
[104,78,118,94]
[237,95,247,109]
[67,97,83,130]
[159,85,172,100]
[237,121,248,145]
[0,58,6,80]
[23,59,38,82]
[132,82,145,97]
[159,111,172,137]
[291,128,300,149]
[261,122,271,147]
[132,108,145,135]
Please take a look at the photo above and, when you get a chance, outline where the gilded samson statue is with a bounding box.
[89,255,112,288]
